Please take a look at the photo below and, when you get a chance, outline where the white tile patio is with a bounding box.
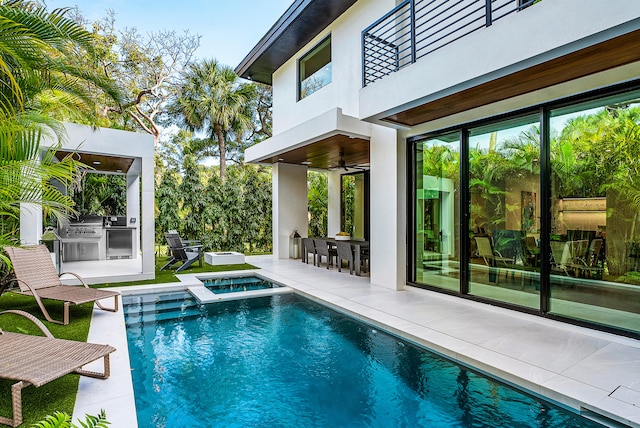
[74,255,640,427]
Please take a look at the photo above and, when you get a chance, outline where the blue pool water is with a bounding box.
[124,293,602,427]
[200,275,281,294]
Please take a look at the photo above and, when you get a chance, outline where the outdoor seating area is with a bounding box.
[3,245,120,325]
[302,237,369,276]
[0,310,115,427]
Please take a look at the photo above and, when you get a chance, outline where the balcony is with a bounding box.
[362,0,536,86]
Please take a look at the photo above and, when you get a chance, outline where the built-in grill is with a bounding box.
[58,215,104,261]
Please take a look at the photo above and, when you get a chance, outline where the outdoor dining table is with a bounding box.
[322,238,370,276]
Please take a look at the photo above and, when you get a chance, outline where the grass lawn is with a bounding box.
[0,254,260,426]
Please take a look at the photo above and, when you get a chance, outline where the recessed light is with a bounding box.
[92,161,101,165]
[301,161,312,165]
[278,158,284,162]
[116,169,123,173]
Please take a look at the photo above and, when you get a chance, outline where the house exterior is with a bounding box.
[236,0,640,339]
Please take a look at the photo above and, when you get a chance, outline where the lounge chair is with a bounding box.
[161,231,203,272]
[0,309,115,427]
[3,245,119,325]
[474,236,514,267]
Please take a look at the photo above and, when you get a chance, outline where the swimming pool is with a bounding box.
[200,275,281,294]
[124,293,603,427]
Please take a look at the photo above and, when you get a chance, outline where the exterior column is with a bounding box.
[140,155,155,276]
[272,163,308,259]
[20,203,42,245]
[369,125,405,290]
[126,169,140,252]
[327,171,341,236]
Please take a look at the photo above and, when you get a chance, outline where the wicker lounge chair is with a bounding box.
[3,245,119,325]
[161,231,203,272]
[0,309,115,427]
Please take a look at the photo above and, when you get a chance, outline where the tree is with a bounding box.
[155,169,181,244]
[0,1,122,122]
[178,154,207,240]
[171,59,254,180]
[0,1,118,258]
[308,171,328,237]
[62,9,200,141]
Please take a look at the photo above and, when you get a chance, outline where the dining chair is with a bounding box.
[301,237,316,265]
[335,241,355,274]
[313,238,335,269]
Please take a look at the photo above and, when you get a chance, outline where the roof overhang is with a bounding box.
[245,108,370,169]
[235,0,358,85]
[375,28,640,127]
[54,151,135,174]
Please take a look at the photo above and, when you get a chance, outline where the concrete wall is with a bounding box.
[272,163,309,258]
[369,126,405,290]
[271,0,395,134]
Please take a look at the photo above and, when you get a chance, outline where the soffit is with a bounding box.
[265,134,369,170]
[54,151,134,174]
[383,29,640,126]
[235,0,358,85]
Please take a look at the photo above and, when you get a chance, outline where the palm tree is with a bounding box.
[171,59,254,180]
[0,1,118,263]
[0,1,122,123]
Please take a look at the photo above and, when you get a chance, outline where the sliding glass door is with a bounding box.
[408,84,640,337]
[467,115,541,309]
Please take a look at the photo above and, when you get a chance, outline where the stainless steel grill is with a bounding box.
[58,215,103,239]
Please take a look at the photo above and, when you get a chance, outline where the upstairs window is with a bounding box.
[299,36,331,100]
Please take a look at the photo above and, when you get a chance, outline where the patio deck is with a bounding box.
[74,255,640,427]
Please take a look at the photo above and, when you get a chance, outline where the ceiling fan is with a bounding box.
[329,151,367,171]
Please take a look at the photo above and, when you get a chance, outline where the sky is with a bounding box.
[47,0,294,68]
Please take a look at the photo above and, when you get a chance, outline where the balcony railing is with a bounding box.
[362,0,537,86]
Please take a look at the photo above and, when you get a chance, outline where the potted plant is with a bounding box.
[335,231,351,241]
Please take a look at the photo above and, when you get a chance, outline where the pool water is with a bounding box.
[124,294,603,427]
[200,275,281,294]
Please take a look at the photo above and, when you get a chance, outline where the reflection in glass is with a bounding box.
[549,93,640,334]
[414,133,460,292]
[341,173,367,240]
[299,37,331,99]
[468,115,541,308]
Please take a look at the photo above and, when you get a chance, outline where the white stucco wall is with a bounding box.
[271,0,395,134]
[272,163,309,258]
[369,125,405,290]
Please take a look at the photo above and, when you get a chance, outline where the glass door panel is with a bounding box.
[341,172,368,240]
[549,92,640,335]
[468,115,541,308]
[414,132,460,292]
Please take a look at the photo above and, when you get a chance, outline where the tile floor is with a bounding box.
[73,255,640,427]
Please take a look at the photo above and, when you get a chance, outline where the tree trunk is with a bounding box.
[215,123,226,180]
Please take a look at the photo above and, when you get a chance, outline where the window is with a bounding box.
[299,36,331,99]
[408,84,640,337]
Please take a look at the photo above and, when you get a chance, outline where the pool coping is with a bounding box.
[73,261,640,428]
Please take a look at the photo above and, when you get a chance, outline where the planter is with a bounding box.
[335,235,350,241]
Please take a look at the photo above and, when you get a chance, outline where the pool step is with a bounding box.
[124,292,202,324]
[126,306,203,325]
[124,297,197,313]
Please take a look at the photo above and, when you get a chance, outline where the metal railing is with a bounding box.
[362,0,538,86]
